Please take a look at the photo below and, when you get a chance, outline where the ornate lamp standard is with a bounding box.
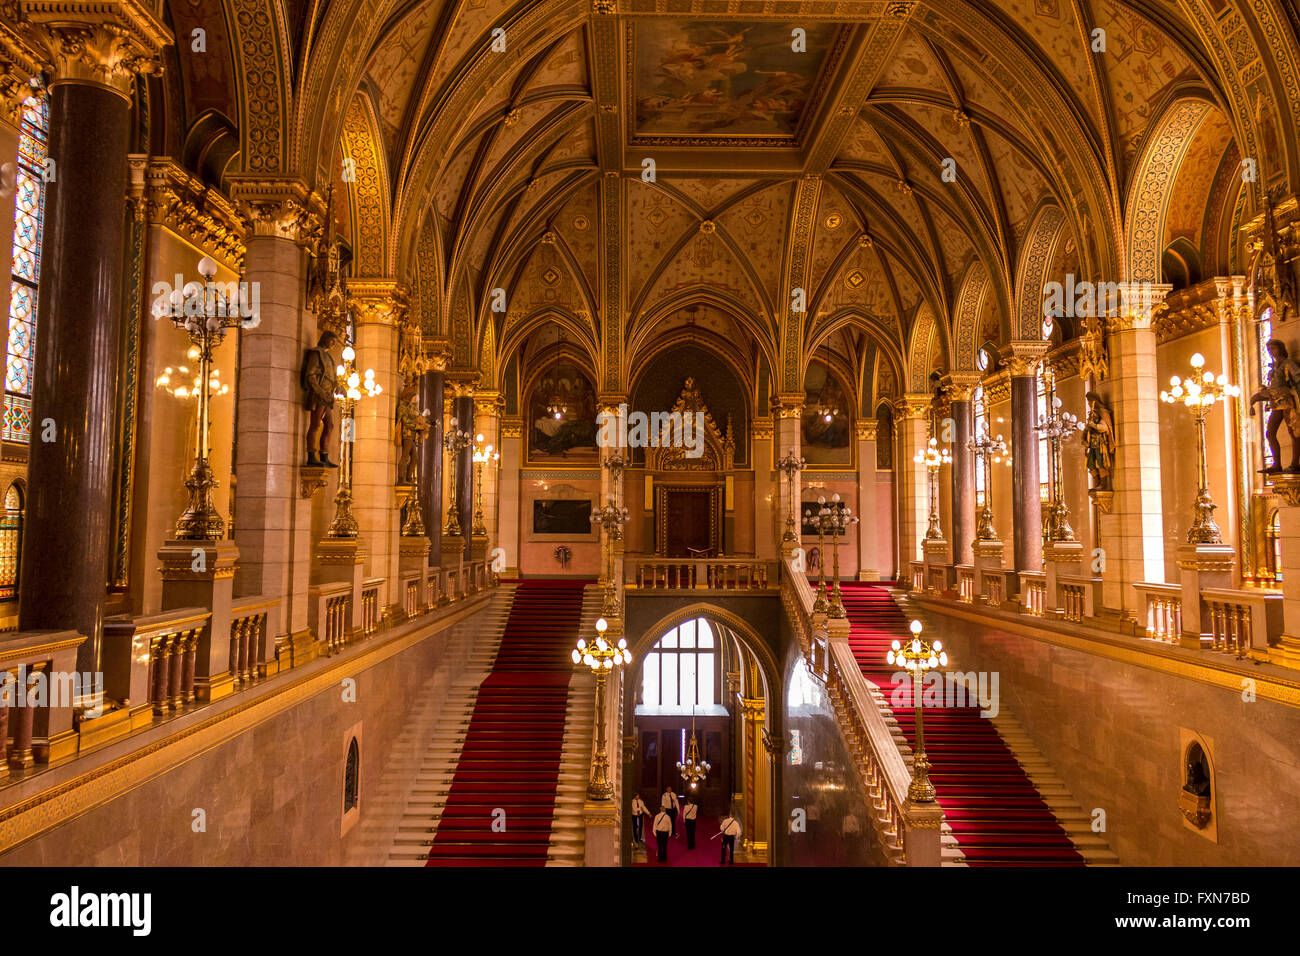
[777,450,806,552]
[914,436,951,540]
[154,255,251,539]
[325,344,381,537]
[967,423,1008,540]
[594,496,630,617]
[820,493,858,618]
[809,496,830,614]
[887,619,948,803]
[471,433,499,537]
[1035,366,1086,542]
[572,616,631,800]
[441,416,471,536]
[1161,353,1241,543]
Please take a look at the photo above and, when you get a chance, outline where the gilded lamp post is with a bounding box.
[887,619,948,803]
[819,493,858,618]
[154,256,252,540]
[572,617,631,800]
[1161,352,1241,544]
[777,450,806,552]
[967,423,1007,540]
[594,496,629,618]
[1035,366,1085,542]
[471,432,499,537]
[442,416,471,536]
[914,436,951,540]
[326,344,381,538]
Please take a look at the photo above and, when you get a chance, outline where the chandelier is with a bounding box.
[677,709,711,792]
[541,375,569,420]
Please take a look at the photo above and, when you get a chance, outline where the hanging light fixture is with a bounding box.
[677,706,711,792]
[815,344,841,424]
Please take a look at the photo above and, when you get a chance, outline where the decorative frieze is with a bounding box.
[143,159,246,270]
[228,176,321,244]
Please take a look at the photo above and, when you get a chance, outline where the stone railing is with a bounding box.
[1201,588,1284,658]
[628,557,778,591]
[983,568,1008,607]
[1060,579,1087,622]
[928,564,949,594]
[780,555,943,865]
[310,582,353,656]
[229,596,277,689]
[1019,571,1047,616]
[104,608,210,721]
[955,565,976,603]
[361,578,384,636]
[908,560,925,591]
[0,629,85,774]
[1135,582,1182,643]
[400,571,423,619]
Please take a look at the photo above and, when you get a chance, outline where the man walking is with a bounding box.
[661,785,681,837]
[683,797,699,849]
[719,811,742,865]
[630,792,649,845]
[653,806,674,863]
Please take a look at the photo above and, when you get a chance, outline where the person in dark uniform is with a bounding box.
[653,807,673,862]
[683,797,699,849]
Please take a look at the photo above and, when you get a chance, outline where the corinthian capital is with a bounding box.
[18,1,171,100]
[1001,340,1050,377]
[943,370,984,401]
[0,31,45,127]
[347,279,410,327]
[227,177,321,244]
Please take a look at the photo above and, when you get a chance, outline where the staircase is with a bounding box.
[421,579,591,866]
[839,581,1109,866]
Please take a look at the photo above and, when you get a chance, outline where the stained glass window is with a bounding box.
[4,90,48,443]
[0,482,23,600]
[974,386,988,507]
[1258,307,1275,470]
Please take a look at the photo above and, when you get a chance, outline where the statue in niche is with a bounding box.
[1179,742,1212,830]
[1249,339,1300,473]
[395,383,431,483]
[301,329,341,467]
[1082,392,1115,491]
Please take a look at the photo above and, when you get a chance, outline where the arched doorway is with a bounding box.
[622,604,782,865]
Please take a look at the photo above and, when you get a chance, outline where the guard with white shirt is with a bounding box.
[652,808,673,862]
[683,797,699,849]
[660,785,681,836]
[630,792,649,844]
[718,811,742,865]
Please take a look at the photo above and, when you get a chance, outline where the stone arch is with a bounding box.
[1014,202,1066,340]
[495,309,601,392]
[953,260,990,371]
[340,92,390,276]
[1124,97,1215,284]
[225,0,292,174]
[906,303,948,391]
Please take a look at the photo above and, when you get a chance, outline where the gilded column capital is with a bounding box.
[855,419,878,442]
[347,278,409,327]
[18,0,171,100]
[500,417,523,440]
[444,371,479,399]
[596,392,627,415]
[228,176,321,244]
[773,392,805,418]
[1001,340,1050,377]
[943,370,983,401]
[423,336,453,370]
[894,392,932,419]
[739,696,766,722]
[751,417,775,441]
[474,389,503,415]
[144,158,246,269]
[0,32,45,127]
[1110,281,1172,332]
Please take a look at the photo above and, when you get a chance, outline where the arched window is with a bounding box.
[974,385,988,507]
[1257,307,1275,470]
[1266,509,1282,583]
[0,482,22,600]
[343,737,360,813]
[4,88,48,444]
[1036,316,1055,504]
[641,618,718,710]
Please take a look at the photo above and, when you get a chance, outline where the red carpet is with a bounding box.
[838,582,1084,866]
[427,580,590,866]
[631,814,765,867]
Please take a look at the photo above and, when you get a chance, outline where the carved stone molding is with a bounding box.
[347,279,410,328]
[227,177,321,244]
[1269,475,1300,508]
[0,30,44,127]
[943,370,983,402]
[299,466,328,499]
[1001,340,1050,377]
[1110,282,1173,332]
[894,392,932,419]
[17,0,171,100]
[143,158,246,270]
[855,419,878,441]
[773,392,805,418]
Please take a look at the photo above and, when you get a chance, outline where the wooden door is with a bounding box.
[664,490,713,556]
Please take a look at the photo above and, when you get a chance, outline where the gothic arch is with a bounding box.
[1124,97,1215,284]
[953,260,990,371]
[495,309,601,391]
[340,92,390,276]
[906,303,949,391]
[224,0,292,174]
[1014,202,1066,340]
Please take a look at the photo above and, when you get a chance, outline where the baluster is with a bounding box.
[7,668,37,769]
[167,633,185,710]
[0,672,9,775]
[229,619,242,688]
[152,635,170,716]
[182,629,198,702]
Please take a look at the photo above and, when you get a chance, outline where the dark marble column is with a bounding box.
[1010,374,1042,572]
[419,369,444,565]
[454,394,475,560]
[19,81,132,673]
[950,396,975,566]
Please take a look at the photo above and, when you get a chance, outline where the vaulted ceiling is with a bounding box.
[156,0,1300,399]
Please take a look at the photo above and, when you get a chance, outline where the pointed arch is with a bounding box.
[1014,202,1066,340]
[953,260,990,371]
[340,92,391,276]
[906,303,947,391]
[226,0,292,174]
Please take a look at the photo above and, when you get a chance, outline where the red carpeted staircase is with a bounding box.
[426,580,589,867]
[838,581,1084,867]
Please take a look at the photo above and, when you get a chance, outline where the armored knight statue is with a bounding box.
[301,329,341,467]
[1249,338,1300,473]
[1082,392,1115,491]
[395,383,431,483]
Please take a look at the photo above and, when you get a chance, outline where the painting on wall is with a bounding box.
[802,361,853,466]
[527,362,598,464]
[630,21,842,144]
[532,499,593,536]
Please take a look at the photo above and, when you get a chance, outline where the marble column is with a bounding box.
[1003,342,1049,574]
[752,418,776,559]
[1100,286,1170,613]
[349,280,406,609]
[452,386,475,562]
[18,16,167,674]
[497,418,523,576]
[229,179,320,654]
[946,373,981,567]
[774,395,804,556]
[895,394,931,572]
[855,420,879,579]
[419,362,445,566]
